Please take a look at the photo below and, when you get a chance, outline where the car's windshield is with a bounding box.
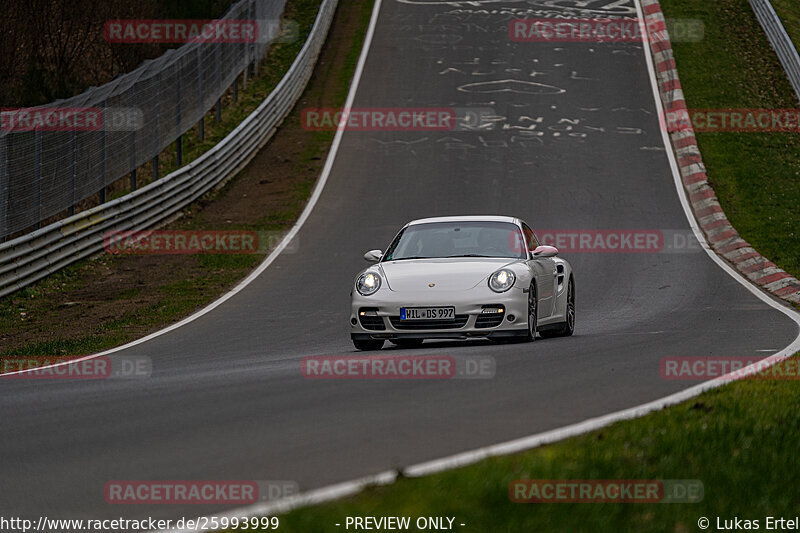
[383,221,527,261]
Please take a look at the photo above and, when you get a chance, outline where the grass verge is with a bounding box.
[240,354,800,532]
[660,0,800,280]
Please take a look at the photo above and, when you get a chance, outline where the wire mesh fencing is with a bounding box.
[0,0,288,239]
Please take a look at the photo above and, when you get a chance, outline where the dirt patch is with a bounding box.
[0,0,373,355]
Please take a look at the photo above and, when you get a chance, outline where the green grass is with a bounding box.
[224,355,800,532]
[771,0,800,53]
[659,0,800,279]
[0,267,249,358]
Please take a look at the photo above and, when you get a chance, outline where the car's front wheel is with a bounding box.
[540,277,575,338]
[525,283,538,342]
[353,338,385,351]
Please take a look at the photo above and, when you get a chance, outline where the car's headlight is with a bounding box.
[356,272,382,296]
[488,269,516,293]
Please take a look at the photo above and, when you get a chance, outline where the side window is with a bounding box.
[522,223,538,251]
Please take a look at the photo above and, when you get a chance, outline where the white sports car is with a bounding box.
[350,215,575,350]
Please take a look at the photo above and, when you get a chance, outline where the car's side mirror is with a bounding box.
[532,245,559,258]
[363,249,383,263]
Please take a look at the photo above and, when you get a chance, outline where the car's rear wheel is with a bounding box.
[525,283,538,342]
[389,339,424,348]
[353,338,384,351]
[540,277,575,338]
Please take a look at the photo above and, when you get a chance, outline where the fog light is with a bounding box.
[351,318,358,325]
[507,314,515,322]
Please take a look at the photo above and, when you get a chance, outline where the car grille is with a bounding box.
[358,308,385,331]
[475,306,505,328]
[389,315,469,330]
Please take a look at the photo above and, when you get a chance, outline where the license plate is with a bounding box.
[400,307,455,320]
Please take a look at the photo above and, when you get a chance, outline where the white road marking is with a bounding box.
[457,79,566,94]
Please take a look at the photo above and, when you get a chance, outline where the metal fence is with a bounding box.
[749,0,800,103]
[0,0,288,240]
[0,0,339,298]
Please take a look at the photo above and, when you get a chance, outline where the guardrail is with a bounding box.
[0,0,339,299]
[749,0,800,102]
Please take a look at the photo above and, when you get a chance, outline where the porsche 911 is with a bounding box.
[349,215,575,350]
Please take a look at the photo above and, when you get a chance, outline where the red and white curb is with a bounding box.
[642,0,800,305]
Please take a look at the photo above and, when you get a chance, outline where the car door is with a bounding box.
[522,223,556,318]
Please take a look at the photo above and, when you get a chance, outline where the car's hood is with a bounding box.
[379,258,519,291]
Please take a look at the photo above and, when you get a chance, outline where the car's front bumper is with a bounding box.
[350,285,528,340]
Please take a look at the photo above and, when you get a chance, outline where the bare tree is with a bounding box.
[0,0,29,105]
[0,0,233,106]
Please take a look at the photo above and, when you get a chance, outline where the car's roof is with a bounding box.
[407,215,520,226]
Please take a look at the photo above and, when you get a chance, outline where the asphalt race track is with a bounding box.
[2,0,798,524]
